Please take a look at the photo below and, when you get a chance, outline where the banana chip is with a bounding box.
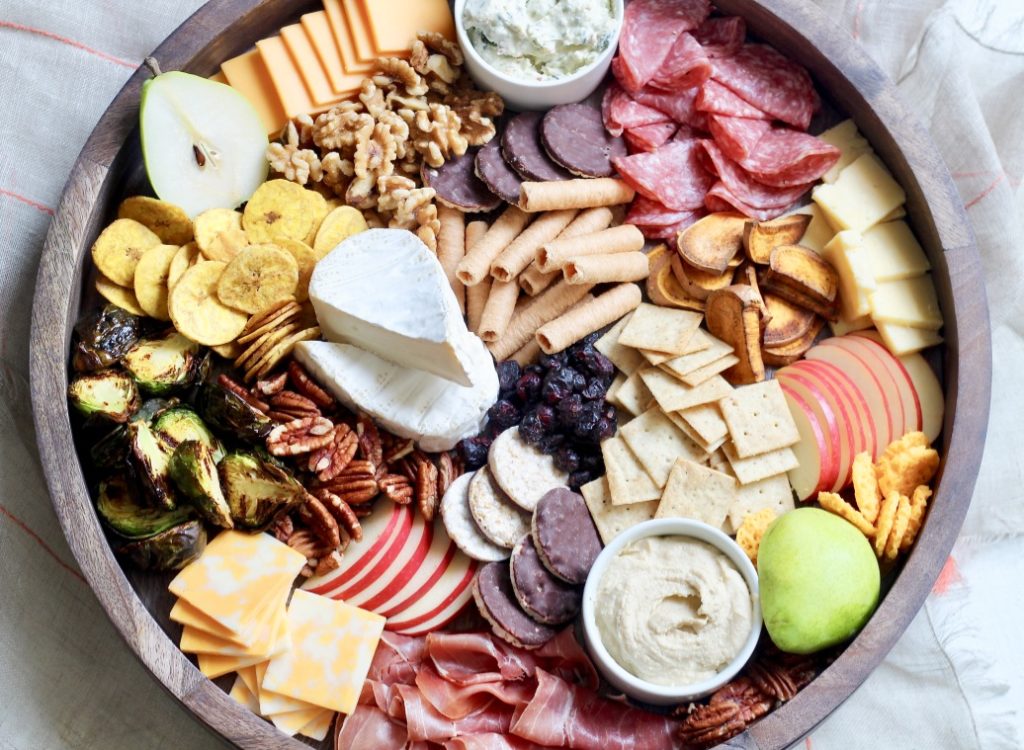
[168,261,248,346]
[195,208,248,262]
[91,218,161,287]
[304,189,330,246]
[96,273,145,316]
[118,196,194,245]
[168,242,200,292]
[210,341,244,360]
[216,244,299,314]
[313,205,369,258]
[275,239,318,302]
[242,179,314,244]
[133,243,178,320]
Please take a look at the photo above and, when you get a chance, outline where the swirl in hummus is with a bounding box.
[595,536,753,686]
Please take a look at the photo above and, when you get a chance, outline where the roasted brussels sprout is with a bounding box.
[128,421,177,509]
[72,304,142,373]
[96,474,193,538]
[197,382,273,444]
[121,330,202,395]
[68,370,140,423]
[154,406,225,463]
[219,451,304,530]
[169,440,233,529]
[115,519,206,572]
[90,398,179,470]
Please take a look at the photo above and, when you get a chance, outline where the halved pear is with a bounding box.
[140,67,268,218]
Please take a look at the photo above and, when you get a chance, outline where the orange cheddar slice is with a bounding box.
[280,24,337,107]
[359,0,455,55]
[340,0,377,62]
[220,49,287,135]
[301,11,349,92]
[256,36,319,120]
[209,71,228,84]
[323,0,375,72]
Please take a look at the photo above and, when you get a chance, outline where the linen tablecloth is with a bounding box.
[1,1,1021,747]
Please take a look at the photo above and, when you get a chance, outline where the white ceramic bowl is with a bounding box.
[580,518,763,705]
[453,0,624,112]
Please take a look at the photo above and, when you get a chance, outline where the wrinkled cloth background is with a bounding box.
[0,1,1021,747]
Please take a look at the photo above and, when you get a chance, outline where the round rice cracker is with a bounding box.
[91,218,161,287]
[275,238,318,302]
[168,260,248,346]
[133,243,178,320]
[216,244,299,314]
[468,466,530,550]
[117,196,193,245]
[95,274,145,316]
[509,534,581,625]
[472,561,558,650]
[249,326,321,381]
[440,472,508,562]
[488,427,569,512]
[167,242,200,292]
[243,179,315,244]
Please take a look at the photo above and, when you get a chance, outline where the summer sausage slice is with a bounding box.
[541,103,627,178]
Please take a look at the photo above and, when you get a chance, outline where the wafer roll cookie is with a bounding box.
[538,224,645,273]
[490,209,576,282]
[510,337,544,367]
[478,280,520,342]
[464,221,490,333]
[520,179,635,212]
[565,252,650,285]
[488,280,594,361]
[456,206,531,285]
[518,207,615,296]
[536,283,643,354]
[437,205,466,313]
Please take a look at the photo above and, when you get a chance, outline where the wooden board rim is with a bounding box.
[27,0,992,748]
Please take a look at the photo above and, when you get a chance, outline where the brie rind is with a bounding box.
[309,228,475,386]
[294,339,498,452]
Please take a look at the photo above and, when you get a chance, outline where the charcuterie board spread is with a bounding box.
[64,0,949,747]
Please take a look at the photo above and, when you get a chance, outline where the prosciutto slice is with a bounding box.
[444,735,548,750]
[416,664,535,720]
[648,33,711,91]
[602,84,671,138]
[533,627,600,691]
[368,631,429,685]
[616,0,711,91]
[427,632,537,686]
[736,128,841,187]
[395,684,515,743]
[509,670,680,750]
[711,44,820,130]
[625,195,694,227]
[336,705,409,750]
[613,139,715,211]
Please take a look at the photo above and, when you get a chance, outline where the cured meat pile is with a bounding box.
[603,0,841,239]
[336,629,679,750]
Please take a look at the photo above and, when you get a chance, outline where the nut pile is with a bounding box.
[266,31,504,252]
[224,360,464,577]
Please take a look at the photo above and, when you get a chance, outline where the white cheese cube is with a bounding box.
[829,314,873,337]
[818,119,872,184]
[860,220,931,281]
[870,276,943,331]
[812,153,906,233]
[875,320,943,355]
[823,230,876,320]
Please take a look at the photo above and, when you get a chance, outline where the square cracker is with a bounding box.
[620,408,708,487]
[656,459,737,530]
[640,348,675,366]
[614,370,654,416]
[602,436,661,505]
[605,372,628,406]
[672,403,730,447]
[659,335,733,378]
[678,354,740,387]
[668,412,728,454]
[581,476,658,544]
[720,380,800,458]
[722,441,799,484]
[725,474,795,533]
[641,330,710,365]
[596,312,645,375]
[640,368,732,413]
[618,303,703,355]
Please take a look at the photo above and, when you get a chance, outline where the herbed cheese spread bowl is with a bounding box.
[28,0,990,748]
[581,518,762,705]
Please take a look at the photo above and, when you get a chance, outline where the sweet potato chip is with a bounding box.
[851,451,880,523]
[900,484,932,552]
[677,212,746,274]
[216,245,299,314]
[705,284,766,385]
[313,205,369,258]
[736,508,777,564]
[275,239,318,303]
[883,493,911,562]
[91,218,162,287]
[818,491,875,536]
[133,243,178,320]
[168,261,248,346]
[95,273,145,316]
[743,214,810,265]
[117,196,193,245]
[242,179,314,244]
[168,242,200,292]
[671,255,733,301]
[873,489,901,557]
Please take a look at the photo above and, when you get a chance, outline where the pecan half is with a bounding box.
[436,451,456,498]
[271,513,295,543]
[268,390,321,422]
[747,657,817,702]
[297,492,341,548]
[218,373,269,413]
[288,361,335,409]
[319,459,379,504]
[416,458,440,521]
[356,413,383,469]
[267,416,335,456]
[308,423,359,482]
[384,436,415,464]
[677,702,745,749]
[254,372,288,397]
[379,473,413,504]
[316,489,363,542]
[313,549,344,577]
[285,528,321,559]
[711,677,774,723]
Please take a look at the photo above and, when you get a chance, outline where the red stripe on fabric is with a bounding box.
[0,187,55,216]
[964,174,1005,209]
[932,555,962,596]
[0,503,87,584]
[0,19,135,69]
[852,2,864,40]
[805,737,814,750]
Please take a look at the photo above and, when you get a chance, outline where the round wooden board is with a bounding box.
[29,0,991,748]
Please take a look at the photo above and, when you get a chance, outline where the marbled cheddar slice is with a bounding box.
[297,709,335,741]
[359,0,455,55]
[271,706,332,738]
[255,660,321,716]
[220,49,287,135]
[169,598,246,644]
[179,610,289,658]
[262,590,385,714]
[198,651,270,680]
[230,673,262,713]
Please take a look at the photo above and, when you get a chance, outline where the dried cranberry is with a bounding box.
[591,417,617,442]
[519,410,545,445]
[538,433,566,455]
[516,371,542,403]
[535,404,557,431]
[568,470,594,489]
[541,378,571,405]
[496,360,521,394]
[573,401,602,437]
[460,436,491,469]
[487,399,521,431]
[539,351,567,370]
[581,378,607,401]
[603,402,617,422]
[579,451,603,472]
[557,394,584,426]
[554,446,580,473]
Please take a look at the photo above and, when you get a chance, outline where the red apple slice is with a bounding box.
[378,530,458,619]
[830,335,917,444]
[798,357,878,467]
[391,583,475,637]
[777,381,836,500]
[776,371,842,495]
[340,508,429,604]
[385,546,477,634]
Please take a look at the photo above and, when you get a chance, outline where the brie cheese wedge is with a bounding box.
[293,338,498,452]
[309,229,476,386]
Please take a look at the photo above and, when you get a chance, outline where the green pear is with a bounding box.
[758,507,879,654]
[139,59,268,218]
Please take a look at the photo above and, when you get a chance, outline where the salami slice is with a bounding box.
[612,139,714,211]
[705,183,789,221]
[623,121,678,153]
[736,128,841,187]
[602,84,671,138]
[638,210,705,240]
[422,148,503,213]
[696,79,769,120]
[617,0,712,91]
[501,111,573,183]
[699,139,812,210]
[711,44,820,130]
[693,16,746,58]
[648,33,711,92]
[625,194,695,227]
[541,103,626,178]
[476,138,523,205]
[632,86,707,130]
[707,114,771,161]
